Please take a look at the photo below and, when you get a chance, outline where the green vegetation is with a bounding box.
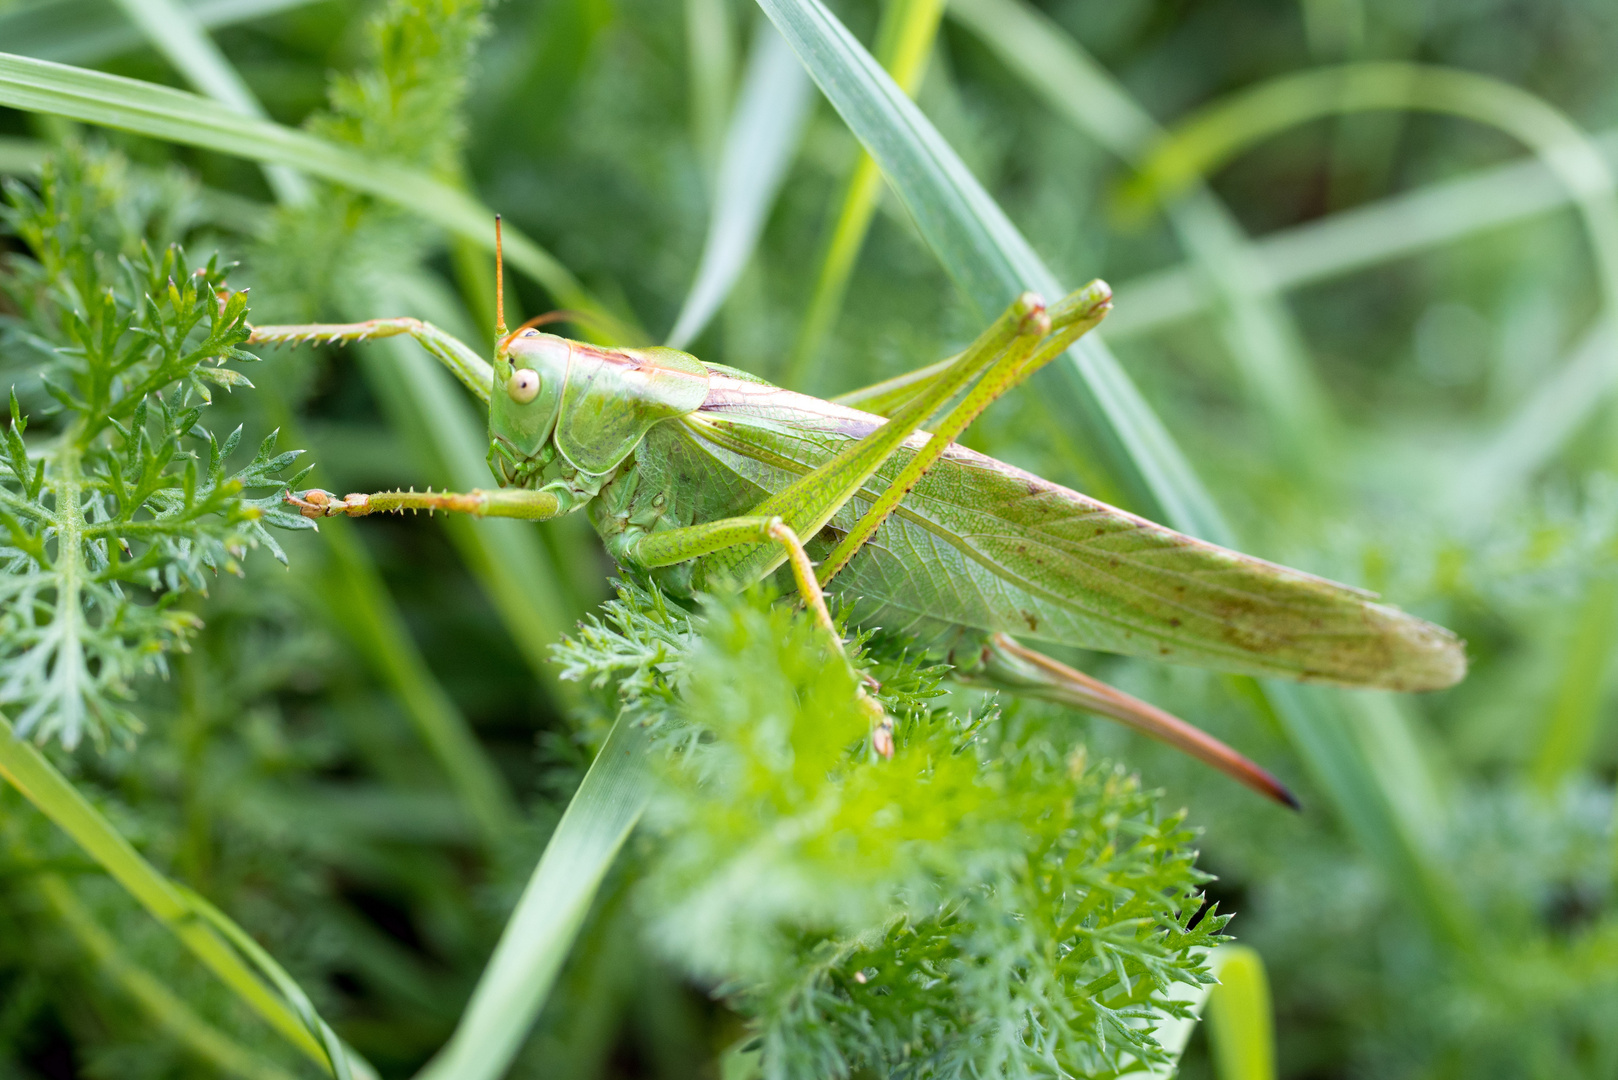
[1,0,1616,1077]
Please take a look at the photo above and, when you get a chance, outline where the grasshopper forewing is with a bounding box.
[247,234,1465,807]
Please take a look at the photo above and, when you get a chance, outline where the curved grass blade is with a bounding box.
[108,0,309,203]
[0,712,353,1074]
[37,874,303,1080]
[0,52,636,339]
[1128,63,1618,320]
[414,713,650,1080]
[178,884,372,1080]
[752,0,1477,951]
[665,18,813,350]
[0,0,317,66]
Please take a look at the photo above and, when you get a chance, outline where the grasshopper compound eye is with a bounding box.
[508,368,541,403]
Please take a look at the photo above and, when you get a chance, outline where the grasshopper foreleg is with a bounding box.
[628,515,894,756]
[288,487,562,520]
[248,318,494,402]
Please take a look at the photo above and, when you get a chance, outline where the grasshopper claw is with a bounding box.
[286,489,368,517]
[872,716,895,759]
[285,488,336,517]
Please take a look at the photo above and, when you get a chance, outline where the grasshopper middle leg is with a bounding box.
[288,486,563,520]
[627,514,895,756]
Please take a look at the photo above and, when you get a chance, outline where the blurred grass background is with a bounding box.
[2,0,1617,1076]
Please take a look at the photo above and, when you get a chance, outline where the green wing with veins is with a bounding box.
[636,374,1463,692]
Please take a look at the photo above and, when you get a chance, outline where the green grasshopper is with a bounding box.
[248,225,1464,807]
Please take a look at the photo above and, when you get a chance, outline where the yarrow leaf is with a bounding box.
[554,580,1223,1078]
[0,148,309,749]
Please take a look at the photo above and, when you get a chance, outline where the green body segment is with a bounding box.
[547,365,1461,693]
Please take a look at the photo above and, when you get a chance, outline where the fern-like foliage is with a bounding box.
[0,151,309,749]
[557,582,1225,1078]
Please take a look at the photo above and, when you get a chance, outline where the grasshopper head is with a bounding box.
[489,329,569,486]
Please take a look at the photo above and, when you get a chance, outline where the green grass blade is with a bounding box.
[1206,945,1276,1080]
[0,0,318,66]
[0,52,633,337]
[948,0,1333,467]
[106,0,309,203]
[0,713,352,1074]
[784,0,942,391]
[665,19,813,350]
[37,874,303,1080]
[253,369,523,851]
[310,515,520,845]
[414,714,650,1080]
[1261,682,1470,946]
[1131,65,1618,809]
[178,885,371,1080]
[753,0,1228,538]
[2,0,312,65]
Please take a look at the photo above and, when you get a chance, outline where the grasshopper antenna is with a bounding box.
[494,214,508,341]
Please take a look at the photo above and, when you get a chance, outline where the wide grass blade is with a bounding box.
[754,0,1477,952]
[0,52,633,337]
[414,714,651,1080]
[0,713,366,1076]
[666,19,813,350]
[0,0,318,66]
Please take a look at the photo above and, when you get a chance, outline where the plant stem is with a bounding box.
[36,873,304,1080]
[0,711,334,1071]
[415,713,650,1080]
